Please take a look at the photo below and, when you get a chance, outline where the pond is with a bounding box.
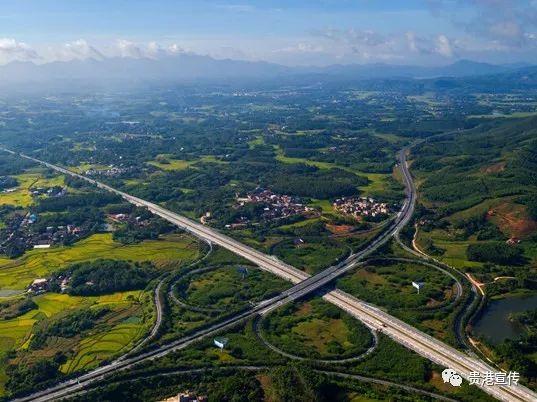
[472,294,537,344]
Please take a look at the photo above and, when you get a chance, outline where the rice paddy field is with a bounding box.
[0,230,200,395]
[0,233,200,292]
[0,291,150,394]
[0,171,65,207]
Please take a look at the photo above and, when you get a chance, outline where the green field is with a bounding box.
[0,290,149,394]
[262,299,373,359]
[274,146,399,198]
[337,260,455,310]
[0,233,200,292]
[147,156,191,171]
[272,238,347,274]
[0,172,65,207]
[182,265,289,309]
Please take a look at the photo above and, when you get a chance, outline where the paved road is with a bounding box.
[6,147,536,402]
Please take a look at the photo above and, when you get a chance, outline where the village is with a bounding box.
[84,166,136,178]
[0,210,88,258]
[226,188,317,228]
[332,196,391,221]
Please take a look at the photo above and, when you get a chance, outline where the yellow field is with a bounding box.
[293,318,351,354]
[0,290,149,393]
[0,172,65,207]
[360,173,391,196]
[0,233,200,291]
[147,158,190,171]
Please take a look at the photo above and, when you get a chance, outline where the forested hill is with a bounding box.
[412,115,537,220]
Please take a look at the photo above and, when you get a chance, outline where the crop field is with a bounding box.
[0,171,64,207]
[62,320,144,373]
[0,233,200,291]
[0,290,148,393]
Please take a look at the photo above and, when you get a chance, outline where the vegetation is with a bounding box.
[494,309,537,381]
[262,298,373,359]
[176,265,288,309]
[50,259,156,296]
[0,298,37,320]
[30,308,110,349]
[466,242,524,265]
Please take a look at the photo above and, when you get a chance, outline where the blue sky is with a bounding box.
[1,0,536,65]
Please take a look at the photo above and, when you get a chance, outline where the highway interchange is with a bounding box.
[5,147,537,402]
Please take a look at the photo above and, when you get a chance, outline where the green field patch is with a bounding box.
[337,260,455,310]
[0,233,199,290]
[63,322,145,373]
[272,238,347,274]
[180,265,289,310]
[147,156,191,171]
[262,298,373,359]
[0,172,61,207]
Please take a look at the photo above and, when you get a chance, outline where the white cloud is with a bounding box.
[435,34,453,57]
[115,39,144,58]
[406,32,454,57]
[60,39,104,61]
[0,38,38,63]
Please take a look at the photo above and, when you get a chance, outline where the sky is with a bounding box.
[0,0,536,66]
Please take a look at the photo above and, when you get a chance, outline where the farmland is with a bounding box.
[0,233,199,292]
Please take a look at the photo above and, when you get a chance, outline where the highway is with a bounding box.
[5,147,537,402]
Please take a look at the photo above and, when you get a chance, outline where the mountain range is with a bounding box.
[0,54,535,90]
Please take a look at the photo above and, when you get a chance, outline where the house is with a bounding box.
[159,391,207,402]
[214,337,229,349]
[28,278,48,294]
[33,243,51,249]
[293,238,305,246]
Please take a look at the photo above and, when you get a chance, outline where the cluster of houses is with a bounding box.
[229,188,315,228]
[85,166,134,178]
[160,391,207,402]
[30,185,67,198]
[107,212,151,228]
[0,212,85,255]
[332,197,390,220]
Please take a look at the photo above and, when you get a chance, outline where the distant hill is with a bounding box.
[0,54,534,90]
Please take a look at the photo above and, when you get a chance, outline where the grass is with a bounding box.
[359,173,391,196]
[417,229,483,269]
[263,299,372,359]
[272,239,347,274]
[308,199,333,213]
[147,156,191,171]
[183,265,289,309]
[293,317,351,355]
[0,233,200,291]
[338,261,455,310]
[274,146,398,198]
